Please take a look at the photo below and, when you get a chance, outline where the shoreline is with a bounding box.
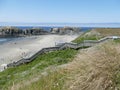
[0,34,78,71]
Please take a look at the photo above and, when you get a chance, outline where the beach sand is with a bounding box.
[0,35,78,71]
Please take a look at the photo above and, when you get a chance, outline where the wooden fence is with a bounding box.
[7,36,120,67]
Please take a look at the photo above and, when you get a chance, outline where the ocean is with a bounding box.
[0,38,13,44]
[16,26,92,32]
[0,37,22,44]
[0,23,120,43]
[15,23,120,31]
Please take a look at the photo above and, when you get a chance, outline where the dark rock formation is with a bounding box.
[24,28,49,35]
[50,27,81,35]
[0,26,22,37]
[0,26,49,37]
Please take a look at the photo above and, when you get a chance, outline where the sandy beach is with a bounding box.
[0,35,78,71]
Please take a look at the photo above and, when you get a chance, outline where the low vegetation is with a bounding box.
[0,49,77,90]
[113,38,120,43]
[94,28,120,36]
[73,28,120,43]
[63,41,120,90]
[1,28,120,90]
[73,34,99,43]
[12,40,120,90]
[18,69,66,90]
[72,30,102,43]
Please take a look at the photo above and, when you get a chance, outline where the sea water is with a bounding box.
[1,24,120,43]
[0,38,8,44]
[0,38,22,44]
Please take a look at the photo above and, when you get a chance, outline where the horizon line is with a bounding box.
[1,22,120,27]
[0,22,120,24]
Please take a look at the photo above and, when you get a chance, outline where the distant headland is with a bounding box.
[0,26,81,37]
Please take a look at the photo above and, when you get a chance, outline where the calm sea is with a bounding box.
[0,23,120,43]
[16,26,92,32]
[15,23,120,31]
[0,38,22,44]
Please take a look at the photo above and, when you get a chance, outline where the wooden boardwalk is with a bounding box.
[7,36,120,68]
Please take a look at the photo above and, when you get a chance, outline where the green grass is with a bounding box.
[114,71,120,89]
[0,49,77,90]
[72,30,102,43]
[19,70,66,90]
[93,28,120,36]
[113,39,120,43]
[2,29,120,90]
[72,33,101,43]
[73,28,120,44]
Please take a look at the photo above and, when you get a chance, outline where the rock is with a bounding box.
[0,26,49,37]
[50,27,81,35]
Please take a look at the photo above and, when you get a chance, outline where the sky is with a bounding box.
[0,0,120,23]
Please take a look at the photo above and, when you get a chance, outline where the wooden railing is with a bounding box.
[7,36,120,67]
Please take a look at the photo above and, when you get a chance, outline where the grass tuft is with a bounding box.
[0,49,77,90]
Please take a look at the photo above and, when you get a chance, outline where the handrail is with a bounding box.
[7,36,120,68]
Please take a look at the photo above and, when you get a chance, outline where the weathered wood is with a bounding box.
[7,36,120,68]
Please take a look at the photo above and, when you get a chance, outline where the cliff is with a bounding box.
[0,26,49,37]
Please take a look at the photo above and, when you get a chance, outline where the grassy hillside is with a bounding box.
[94,28,120,36]
[0,49,77,90]
[73,28,120,43]
[15,40,120,90]
[63,41,120,90]
[1,28,120,90]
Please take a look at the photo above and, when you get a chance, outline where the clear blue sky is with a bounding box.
[0,0,120,23]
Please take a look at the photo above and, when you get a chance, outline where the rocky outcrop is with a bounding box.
[50,27,81,35]
[0,26,22,37]
[24,28,49,35]
[0,27,49,37]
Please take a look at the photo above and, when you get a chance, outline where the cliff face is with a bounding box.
[24,28,49,35]
[0,26,21,37]
[0,27,49,37]
[50,27,81,35]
